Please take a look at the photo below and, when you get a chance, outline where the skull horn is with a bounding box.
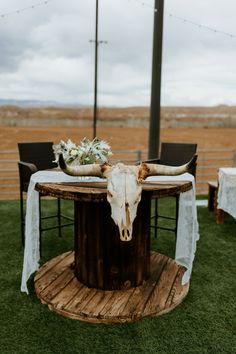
[58,153,104,177]
[142,154,197,178]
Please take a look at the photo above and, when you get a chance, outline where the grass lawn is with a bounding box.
[0,198,235,354]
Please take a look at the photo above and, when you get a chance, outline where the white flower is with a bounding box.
[53,137,112,165]
[70,149,78,156]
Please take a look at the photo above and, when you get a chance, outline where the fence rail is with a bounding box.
[0,148,235,199]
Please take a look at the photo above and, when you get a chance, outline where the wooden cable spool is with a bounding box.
[35,179,192,322]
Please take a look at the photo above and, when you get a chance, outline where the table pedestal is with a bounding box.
[74,196,150,290]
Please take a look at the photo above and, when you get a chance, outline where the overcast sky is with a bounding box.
[0,0,235,107]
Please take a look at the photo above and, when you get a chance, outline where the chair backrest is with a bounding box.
[160,142,197,176]
[18,141,57,170]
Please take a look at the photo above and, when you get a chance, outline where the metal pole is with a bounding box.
[93,0,99,139]
[148,0,164,159]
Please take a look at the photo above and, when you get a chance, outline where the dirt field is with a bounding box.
[1,125,236,197]
[1,125,236,152]
[1,105,236,152]
[1,105,236,128]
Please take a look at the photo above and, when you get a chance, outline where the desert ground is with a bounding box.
[1,105,236,128]
[1,104,236,152]
[1,125,236,152]
[1,120,236,197]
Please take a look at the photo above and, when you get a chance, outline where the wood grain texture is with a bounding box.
[35,251,189,324]
[73,195,150,290]
[35,180,192,202]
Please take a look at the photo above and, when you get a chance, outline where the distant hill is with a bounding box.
[0,98,82,108]
[0,104,236,128]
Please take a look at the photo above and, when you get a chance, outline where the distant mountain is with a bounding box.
[0,98,82,108]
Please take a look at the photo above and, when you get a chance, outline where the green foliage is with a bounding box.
[0,199,235,354]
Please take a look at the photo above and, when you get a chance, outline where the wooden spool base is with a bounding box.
[35,251,189,324]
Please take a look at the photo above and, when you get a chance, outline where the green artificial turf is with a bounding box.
[0,198,235,354]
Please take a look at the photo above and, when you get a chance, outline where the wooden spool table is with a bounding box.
[35,179,192,323]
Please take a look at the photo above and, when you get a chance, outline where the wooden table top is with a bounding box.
[35,180,192,202]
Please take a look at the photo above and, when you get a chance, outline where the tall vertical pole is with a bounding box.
[148,0,164,159]
[93,0,99,139]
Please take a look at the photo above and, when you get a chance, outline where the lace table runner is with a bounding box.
[21,171,199,293]
[218,167,236,218]
[146,173,199,285]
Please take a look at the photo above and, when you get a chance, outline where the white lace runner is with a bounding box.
[217,167,236,218]
[147,173,199,285]
[20,171,103,294]
[21,172,199,293]
[175,183,199,284]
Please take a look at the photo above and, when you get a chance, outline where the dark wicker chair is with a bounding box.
[18,141,74,253]
[146,142,197,238]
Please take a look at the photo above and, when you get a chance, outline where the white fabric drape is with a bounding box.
[21,172,199,293]
[217,167,236,218]
[146,173,199,285]
[21,171,102,294]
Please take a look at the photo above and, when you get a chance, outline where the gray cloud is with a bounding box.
[0,0,235,106]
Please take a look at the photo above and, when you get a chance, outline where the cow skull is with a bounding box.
[59,154,197,242]
[103,163,142,241]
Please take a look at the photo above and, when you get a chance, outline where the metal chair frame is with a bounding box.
[18,142,74,254]
[147,142,197,238]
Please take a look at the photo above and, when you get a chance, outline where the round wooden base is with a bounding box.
[35,251,189,324]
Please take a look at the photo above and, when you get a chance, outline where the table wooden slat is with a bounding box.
[36,180,192,201]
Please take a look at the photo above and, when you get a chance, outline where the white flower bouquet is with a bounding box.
[53,137,112,165]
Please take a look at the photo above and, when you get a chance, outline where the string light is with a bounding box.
[0,0,54,19]
[132,0,236,39]
[166,12,236,39]
[0,0,235,40]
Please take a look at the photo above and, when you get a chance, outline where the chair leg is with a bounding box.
[208,184,217,212]
[154,199,158,238]
[215,193,224,224]
[20,190,25,247]
[57,198,62,238]
[216,208,225,224]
